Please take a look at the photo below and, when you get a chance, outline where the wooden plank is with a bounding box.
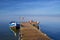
[20,22,51,40]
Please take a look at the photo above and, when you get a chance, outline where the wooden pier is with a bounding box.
[20,21,51,40]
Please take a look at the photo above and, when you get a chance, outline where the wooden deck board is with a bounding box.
[20,22,51,40]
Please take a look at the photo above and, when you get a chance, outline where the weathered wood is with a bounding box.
[20,22,51,40]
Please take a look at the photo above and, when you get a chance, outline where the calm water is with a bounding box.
[40,22,60,40]
[0,22,17,40]
[0,16,60,40]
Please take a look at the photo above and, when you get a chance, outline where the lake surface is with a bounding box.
[0,16,60,40]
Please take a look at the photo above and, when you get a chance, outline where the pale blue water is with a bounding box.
[0,16,60,40]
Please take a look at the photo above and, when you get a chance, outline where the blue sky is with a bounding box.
[0,0,60,16]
